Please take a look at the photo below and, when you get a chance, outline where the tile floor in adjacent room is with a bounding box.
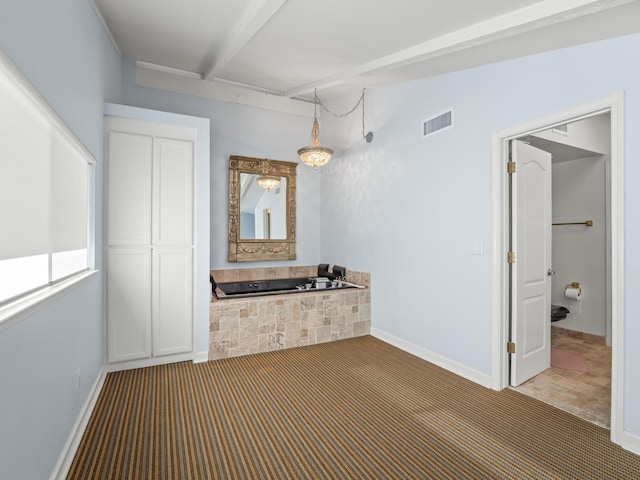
[514,328,612,429]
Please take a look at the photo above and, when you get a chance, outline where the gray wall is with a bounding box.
[0,0,122,479]
[551,154,607,336]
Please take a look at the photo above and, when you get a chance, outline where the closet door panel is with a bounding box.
[152,137,194,246]
[152,247,193,357]
[107,248,152,363]
[107,131,152,246]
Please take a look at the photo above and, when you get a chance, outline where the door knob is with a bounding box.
[547,268,556,276]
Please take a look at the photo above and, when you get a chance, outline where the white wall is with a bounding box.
[320,33,640,436]
[552,156,607,336]
[270,186,287,239]
[255,186,287,239]
[121,59,324,269]
[0,1,122,478]
[241,212,256,238]
[531,114,611,339]
[534,114,610,154]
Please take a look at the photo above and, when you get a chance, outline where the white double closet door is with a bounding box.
[105,116,195,364]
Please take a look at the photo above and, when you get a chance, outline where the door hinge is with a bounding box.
[507,251,516,264]
[507,341,516,354]
[507,161,516,174]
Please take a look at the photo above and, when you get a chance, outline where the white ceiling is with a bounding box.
[93,0,640,112]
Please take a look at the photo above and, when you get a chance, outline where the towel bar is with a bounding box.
[552,220,593,226]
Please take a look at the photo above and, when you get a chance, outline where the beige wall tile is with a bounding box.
[208,268,371,360]
[353,321,370,336]
[316,325,332,343]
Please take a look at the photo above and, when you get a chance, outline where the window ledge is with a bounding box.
[0,270,98,334]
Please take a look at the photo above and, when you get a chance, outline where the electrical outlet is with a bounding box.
[76,368,81,391]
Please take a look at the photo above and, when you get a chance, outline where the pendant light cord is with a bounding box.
[315,88,371,141]
[316,88,366,118]
[361,90,366,140]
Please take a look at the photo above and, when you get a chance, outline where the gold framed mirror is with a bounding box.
[228,155,297,262]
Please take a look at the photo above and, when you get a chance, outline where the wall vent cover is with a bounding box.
[423,111,452,136]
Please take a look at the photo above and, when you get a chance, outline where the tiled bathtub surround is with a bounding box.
[210,265,370,287]
[209,267,371,360]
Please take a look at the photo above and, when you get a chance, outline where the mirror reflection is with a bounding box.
[240,173,287,239]
[228,155,297,262]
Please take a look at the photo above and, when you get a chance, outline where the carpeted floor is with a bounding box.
[68,336,640,479]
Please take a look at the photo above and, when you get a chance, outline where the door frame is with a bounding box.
[490,93,624,445]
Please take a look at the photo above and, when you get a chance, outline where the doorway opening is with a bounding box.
[491,94,624,445]
[511,113,611,428]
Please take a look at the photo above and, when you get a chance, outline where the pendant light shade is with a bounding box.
[297,90,333,169]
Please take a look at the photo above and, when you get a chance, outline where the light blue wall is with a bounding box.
[321,33,640,435]
[121,59,324,269]
[2,3,639,475]
[0,1,122,479]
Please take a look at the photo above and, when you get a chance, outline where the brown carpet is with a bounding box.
[68,336,640,479]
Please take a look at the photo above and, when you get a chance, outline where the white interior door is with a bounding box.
[106,131,152,246]
[510,140,553,386]
[106,116,195,366]
[107,248,152,363]
[152,247,193,357]
[152,137,194,246]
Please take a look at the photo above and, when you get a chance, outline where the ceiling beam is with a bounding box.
[135,63,314,117]
[283,0,637,97]
[203,0,288,81]
[136,61,203,80]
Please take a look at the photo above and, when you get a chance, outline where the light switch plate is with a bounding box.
[470,241,484,255]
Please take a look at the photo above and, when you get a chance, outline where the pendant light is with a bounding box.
[257,158,281,190]
[297,89,333,169]
[297,88,373,169]
[256,175,280,191]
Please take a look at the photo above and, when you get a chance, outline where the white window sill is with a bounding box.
[0,270,98,334]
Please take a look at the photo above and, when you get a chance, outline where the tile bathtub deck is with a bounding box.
[514,332,611,429]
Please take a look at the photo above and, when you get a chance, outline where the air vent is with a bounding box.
[423,111,452,136]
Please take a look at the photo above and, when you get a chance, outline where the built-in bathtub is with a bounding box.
[209,266,371,360]
[214,277,358,299]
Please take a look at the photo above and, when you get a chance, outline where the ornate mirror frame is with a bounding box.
[228,155,297,262]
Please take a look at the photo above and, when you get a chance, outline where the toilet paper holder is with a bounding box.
[567,282,581,291]
[565,282,582,300]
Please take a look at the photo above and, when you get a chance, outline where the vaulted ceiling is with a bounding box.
[92,0,640,113]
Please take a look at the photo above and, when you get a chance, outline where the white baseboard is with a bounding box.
[50,367,107,480]
[105,351,194,372]
[193,350,209,363]
[370,327,493,389]
[621,430,640,456]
